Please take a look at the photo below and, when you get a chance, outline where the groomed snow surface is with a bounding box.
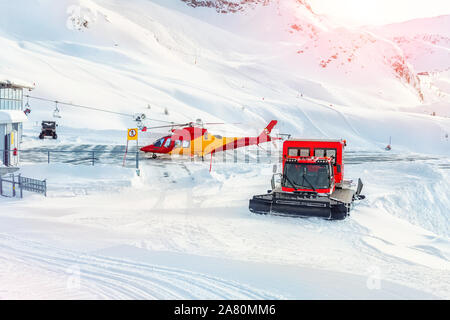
[1,154,449,299]
[1,0,450,299]
[2,144,450,298]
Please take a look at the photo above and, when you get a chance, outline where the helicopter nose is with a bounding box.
[140,145,154,153]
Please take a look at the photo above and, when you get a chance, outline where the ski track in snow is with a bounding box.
[302,96,363,138]
[0,234,276,300]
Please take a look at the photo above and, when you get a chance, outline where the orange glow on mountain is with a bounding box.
[309,0,450,25]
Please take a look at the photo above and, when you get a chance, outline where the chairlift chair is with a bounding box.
[134,113,146,130]
[195,118,203,127]
[23,102,31,116]
[53,102,62,119]
[136,121,145,130]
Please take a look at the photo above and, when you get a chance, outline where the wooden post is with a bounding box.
[135,134,139,169]
[256,146,260,164]
[209,152,213,172]
[19,174,23,198]
[136,152,139,169]
[11,174,15,197]
[123,140,129,167]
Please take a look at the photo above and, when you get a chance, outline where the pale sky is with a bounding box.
[308,0,450,26]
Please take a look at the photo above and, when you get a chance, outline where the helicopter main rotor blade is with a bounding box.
[144,122,242,130]
[203,122,242,125]
[144,123,191,130]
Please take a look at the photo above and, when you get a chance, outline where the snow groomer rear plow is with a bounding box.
[249,139,365,220]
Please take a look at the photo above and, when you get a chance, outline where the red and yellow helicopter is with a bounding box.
[140,120,278,158]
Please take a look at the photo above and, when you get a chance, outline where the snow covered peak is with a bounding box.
[180,0,314,14]
[371,15,450,73]
[376,14,450,38]
[180,0,270,13]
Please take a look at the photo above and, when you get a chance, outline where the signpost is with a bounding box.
[127,128,138,141]
[123,128,139,168]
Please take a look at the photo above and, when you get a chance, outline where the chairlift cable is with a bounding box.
[24,94,174,124]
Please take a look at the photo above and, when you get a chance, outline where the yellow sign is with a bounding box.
[127,128,138,141]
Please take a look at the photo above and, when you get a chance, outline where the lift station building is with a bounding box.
[0,78,34,167]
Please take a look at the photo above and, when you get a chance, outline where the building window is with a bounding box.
[0,87,23,110]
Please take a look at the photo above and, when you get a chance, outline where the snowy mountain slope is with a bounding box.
[0,0,448,153]
[177,0,328,41]
[173,0,426,104]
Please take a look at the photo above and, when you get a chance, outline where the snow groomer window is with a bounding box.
[327,149,336,160]
[288,148,310,157]
[315,149,325,157]
[315,149,337,163]
[300,148,310,156]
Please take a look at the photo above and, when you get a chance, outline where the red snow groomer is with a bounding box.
[249,139,365,220]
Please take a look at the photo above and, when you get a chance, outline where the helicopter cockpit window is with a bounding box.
[153,138,165,147]
[164,138,172,148]
[182,140,190,148]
